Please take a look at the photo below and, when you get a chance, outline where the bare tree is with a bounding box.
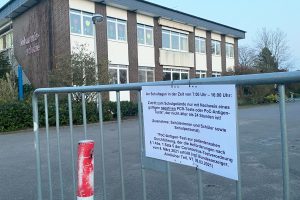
[254,27,291,69]
[239,45,256,68]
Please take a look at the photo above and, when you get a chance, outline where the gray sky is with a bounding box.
[148,0,300,70]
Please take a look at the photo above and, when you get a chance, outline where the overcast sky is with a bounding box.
[1,0,299,69]
[148,0,300,70]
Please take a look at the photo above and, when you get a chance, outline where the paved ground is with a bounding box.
[0,102,300,200]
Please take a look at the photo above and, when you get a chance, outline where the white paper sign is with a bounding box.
[142,85,238,180]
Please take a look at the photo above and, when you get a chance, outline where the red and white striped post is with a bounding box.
[77,140,95,200]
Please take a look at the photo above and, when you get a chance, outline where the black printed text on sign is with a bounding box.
[141,85,238,180]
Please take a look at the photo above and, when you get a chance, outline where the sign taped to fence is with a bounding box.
[141,85,238,180]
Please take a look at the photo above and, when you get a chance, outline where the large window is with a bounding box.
[138,66,155,82]
[137,24,153,46]
[163,68,189,81]
[70,9,93,36]
[107,17,127,41]
[196,70,207,78]
[108,65,128,84]
[226,43,234,58]
[195,37,206,54]
[162,29,188,52]
[211,40,221,56]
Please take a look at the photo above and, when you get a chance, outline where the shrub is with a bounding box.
[0,73,18,103]
[0,100,138,133]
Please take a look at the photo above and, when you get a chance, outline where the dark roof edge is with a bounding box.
[140,0,246,34]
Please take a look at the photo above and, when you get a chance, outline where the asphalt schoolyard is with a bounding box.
[0,102,300,200]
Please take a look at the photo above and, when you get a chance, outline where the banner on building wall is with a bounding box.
[141,85,238,180]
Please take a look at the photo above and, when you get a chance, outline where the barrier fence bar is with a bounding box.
[55,94,64,200]
[98,93,107,200]
[137,91,147,200]
[235,86,242,200]
[167,162,172,200]
[32,94,42,200]
[67,94,76,200]
[279,85,290,200]
[117,91,126,200]
[82,93,87,139]
[44,94,53,200]
[197,170,203,200]
[33,71,300,95]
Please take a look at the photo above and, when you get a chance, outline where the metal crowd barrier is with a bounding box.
[32,71,300,200]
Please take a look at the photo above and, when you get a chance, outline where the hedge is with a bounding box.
[0,100,138,133]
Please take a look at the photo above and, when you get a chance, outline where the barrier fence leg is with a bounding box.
[235,86,242,200]
[98,93,107,200]
[55,94,64,200]
[32,94,42,200]
[138,91,147,200]
[77,140,95,200]
[44,94,53,200]
[279,84,290,200]
[117,91,126,200]
[197,170,203,200]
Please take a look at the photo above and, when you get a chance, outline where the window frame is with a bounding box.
[212,71,221,77]
[195,37,206,54]
[162,29,189,52]
[138,66,155,82]
[163,67,190,81]
[226,43,234,58]
[137,24,154,47]
[108,64,129,85]
[107,17,127,42]
[196,70,207,78]
[211,40,221,56]
[70,9,94,37]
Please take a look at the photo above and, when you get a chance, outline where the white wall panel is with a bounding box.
[108,40,129,65]
[138,46,155,67]
[212,55,222,72]
[195,29,206,38]
[137,14,154,26]
[158,18,193,32]
[106,6,127,20]
[211,32,221,41]
[159,49,194,67]
[226,58,235,71]
[225,36,234,44]
[70,35,95,53]
[195,54,207,70]
[109,91,130,101]
[69,0,95,13]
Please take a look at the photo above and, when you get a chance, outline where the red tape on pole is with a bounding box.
[77,140,94,200]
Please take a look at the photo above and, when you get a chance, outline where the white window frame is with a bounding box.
[137,24,153,46]
[226,43,234,58]
[212,71,221,77]
[211,40,221,56]
[196,70,207,78]
[162,29,189,52]
[138,66,155,82]
[70,9,94,37]
[107,17,127,42]
[195,37,206,54]
[108,64,129,84]
[163,67,189,81]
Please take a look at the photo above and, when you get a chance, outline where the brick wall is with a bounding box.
[154,18,163,81]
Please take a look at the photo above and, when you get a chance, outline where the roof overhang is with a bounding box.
[92,0,246,39]
[0,0,40,21]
